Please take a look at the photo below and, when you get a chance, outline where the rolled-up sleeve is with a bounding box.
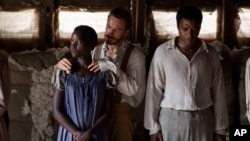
[51,66,66,91]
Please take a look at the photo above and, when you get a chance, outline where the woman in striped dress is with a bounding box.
[52,25,116,141]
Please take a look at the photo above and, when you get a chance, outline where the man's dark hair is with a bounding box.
[73,25,98,50]
[176,6,203,26]
[108,7,132,29]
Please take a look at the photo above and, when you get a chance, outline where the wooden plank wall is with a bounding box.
[1,0,250,52]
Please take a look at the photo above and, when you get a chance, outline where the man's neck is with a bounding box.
[107,40,124,50]
[105,40,124,58]
[106,45,118,58]
[175,37,201,60]
[176,37,200,50]
[107,44,119,52]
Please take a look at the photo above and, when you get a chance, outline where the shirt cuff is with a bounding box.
[149,130,160,135]
[98,58,117,73]
[215,128,228,135]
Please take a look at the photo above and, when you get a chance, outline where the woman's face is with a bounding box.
[70,33,88,58]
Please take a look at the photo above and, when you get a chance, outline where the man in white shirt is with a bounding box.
[245,57,250,122]
[144,6,228,141]
[56,7,146,141]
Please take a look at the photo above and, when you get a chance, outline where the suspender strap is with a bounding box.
[114,43,135,103]
[120,44,135,71]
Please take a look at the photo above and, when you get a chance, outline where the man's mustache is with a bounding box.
[105,35,115,39]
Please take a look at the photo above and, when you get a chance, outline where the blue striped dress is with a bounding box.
[56,72,108,141]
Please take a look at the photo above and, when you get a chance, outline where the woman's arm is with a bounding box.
[52,88,79,135]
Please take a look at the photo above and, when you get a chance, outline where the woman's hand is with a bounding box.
[56,58,72,73]
[73,131,92,141]
[88,60,100,72]
[150,131,163,141]
[214,133,226,141]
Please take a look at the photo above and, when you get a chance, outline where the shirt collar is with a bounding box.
[166,37,209,53]
[102,40,129,58]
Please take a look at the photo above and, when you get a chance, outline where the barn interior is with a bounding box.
[1,0,250,140]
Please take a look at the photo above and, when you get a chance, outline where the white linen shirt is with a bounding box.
[245,56,250,122]
[92,40,146,107]
[144,38,228,135]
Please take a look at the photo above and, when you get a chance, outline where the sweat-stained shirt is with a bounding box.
[144,38,228,135]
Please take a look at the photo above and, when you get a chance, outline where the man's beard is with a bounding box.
[105,35,118,45]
